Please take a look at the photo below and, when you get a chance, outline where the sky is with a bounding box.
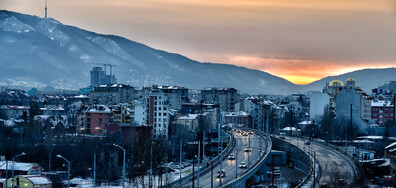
[2,0,396,84]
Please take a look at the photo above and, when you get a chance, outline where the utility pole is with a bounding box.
[180,140,182,185]
[313,151,316,188]
[271,155,275,188]
[393,95,395,136]
[248,134,250,170]
[192,157,195,188]
[202,132,205,160]
[219,122,223,187]
[5,160,8,188]
[235,137,238,179]
[165,154,168,185]
[211,162,213,188]
[197,140,200,188]
[150,142,153,188]
[350,104,353,145]
[93,153,96,188]
[48,152,51,174]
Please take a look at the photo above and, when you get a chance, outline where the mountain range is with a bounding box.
[0,10,395,95]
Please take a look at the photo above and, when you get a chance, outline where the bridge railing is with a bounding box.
[166,130,236,187]
[222,130,272,188]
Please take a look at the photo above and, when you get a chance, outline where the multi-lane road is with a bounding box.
[180,130,267,187]
[284,136,357,186]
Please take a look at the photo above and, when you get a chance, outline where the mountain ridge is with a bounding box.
[0,10,395,94]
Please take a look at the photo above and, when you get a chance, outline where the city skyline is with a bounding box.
[2,0,396,84]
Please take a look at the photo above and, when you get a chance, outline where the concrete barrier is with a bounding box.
[222,130,272,188]
[167,130,236,187]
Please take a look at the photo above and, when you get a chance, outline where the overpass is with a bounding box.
[169,129,272,188]
[282,136,360,187]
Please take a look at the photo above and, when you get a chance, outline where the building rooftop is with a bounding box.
[0,161,43,172]
[371,100,393,107]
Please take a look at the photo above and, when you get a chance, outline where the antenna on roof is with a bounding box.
[45,0,48,18]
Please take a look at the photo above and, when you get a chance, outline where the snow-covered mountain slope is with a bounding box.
[0,10,296,94]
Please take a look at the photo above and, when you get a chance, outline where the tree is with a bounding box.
[322,162,348,187]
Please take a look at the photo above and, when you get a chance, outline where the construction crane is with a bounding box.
[91,63,117,83]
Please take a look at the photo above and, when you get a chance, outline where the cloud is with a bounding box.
[3,0,396,84]
[223,55,395,84]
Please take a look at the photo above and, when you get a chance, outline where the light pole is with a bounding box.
[57,155,70,188]
[12,152,26,187]
[113,144,126,188]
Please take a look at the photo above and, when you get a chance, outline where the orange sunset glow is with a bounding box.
[4,0,396,85]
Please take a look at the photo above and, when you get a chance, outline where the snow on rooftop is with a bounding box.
[356,136,383,140]
[0,161,42,171]
[74,94,89,98]
[385,142,396,150]
[371,100,393,107]
[298,121,313,125]
[178,114,198,120]
[88,105,111,113]
[281,127,300,131]
[20,175,51,185]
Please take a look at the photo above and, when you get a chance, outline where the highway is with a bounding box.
[284,136,357,186]
[180,130,267,188]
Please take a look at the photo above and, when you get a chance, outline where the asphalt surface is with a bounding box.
[181,130,267,188]
[284,136,357,186]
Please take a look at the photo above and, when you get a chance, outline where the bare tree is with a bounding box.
[322,161,348,188]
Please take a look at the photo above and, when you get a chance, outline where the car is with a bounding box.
[239,162,247,168]
[217,169,225,178]
[337,179,346,186]
[248,131,253,135]
[243,132,248,136]
[244,146,251,152]
[319,183,329,188]
[236,129,241,133]
[228,154,235,160]
[305,140,311,145]
[279,133,286,139]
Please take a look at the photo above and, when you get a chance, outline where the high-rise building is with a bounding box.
[90,67,117,86]
[200,87,239,111]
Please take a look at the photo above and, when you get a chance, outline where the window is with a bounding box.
[159,107,162,110]
[99,118,102,122]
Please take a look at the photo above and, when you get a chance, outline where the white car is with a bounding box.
[239,162,247,168]
[228,154,235,160]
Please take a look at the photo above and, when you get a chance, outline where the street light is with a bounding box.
[113,144,126,188]
[11,152,26,188]
[57,155,70,188]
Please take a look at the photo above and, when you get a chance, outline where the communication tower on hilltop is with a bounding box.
[45,0,48,18]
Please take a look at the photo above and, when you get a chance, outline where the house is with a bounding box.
[5,175,52,188]
[0,162,43,177]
